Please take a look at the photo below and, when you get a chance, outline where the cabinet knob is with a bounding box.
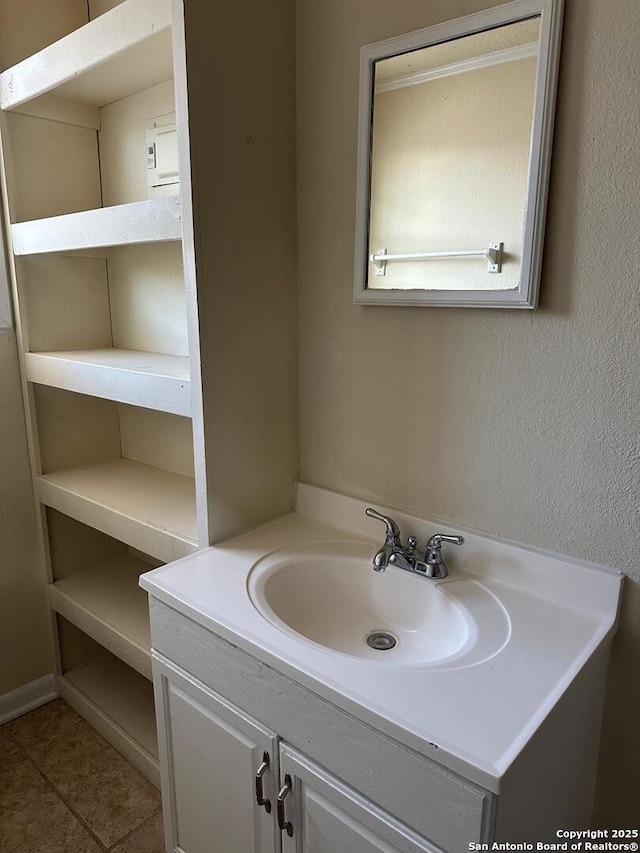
[277,774,294,837]
[255,752,271,813]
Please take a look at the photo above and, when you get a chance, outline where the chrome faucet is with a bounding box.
[365,507,464,579]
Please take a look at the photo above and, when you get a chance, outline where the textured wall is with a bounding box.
[0,331,53,694]
[297,0,639,825]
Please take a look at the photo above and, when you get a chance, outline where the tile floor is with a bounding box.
[0,699,165,852]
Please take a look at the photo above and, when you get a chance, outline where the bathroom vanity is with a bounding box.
[141,485,622,852]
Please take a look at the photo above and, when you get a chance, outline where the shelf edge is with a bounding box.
[0,0,171,110]
[11,196,182,255]
[37,472,198,565]
[25,351,191,417]
[50,583,152,682]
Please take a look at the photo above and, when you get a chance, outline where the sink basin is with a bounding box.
[247,540,511,668]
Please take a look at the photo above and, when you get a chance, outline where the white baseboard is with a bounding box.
[0,674,58,725]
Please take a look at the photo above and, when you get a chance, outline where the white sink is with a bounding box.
[141,485,623,787]
[247,540,511,667]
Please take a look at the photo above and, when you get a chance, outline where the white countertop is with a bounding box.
[140,484,623,793]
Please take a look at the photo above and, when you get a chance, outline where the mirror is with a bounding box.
[353,0,564,308]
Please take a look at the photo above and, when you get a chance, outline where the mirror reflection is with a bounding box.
[367,17,540,293]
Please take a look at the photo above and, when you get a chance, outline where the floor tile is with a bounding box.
[2,699,81,748]
[0,751,101,853]
[0,725,21,760]
[111,811,165,853]
[27,718,161,848]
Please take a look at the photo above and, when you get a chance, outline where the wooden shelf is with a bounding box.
[50,555,153,681]
[26,349,191,416]
[0,0,172,112]
[59,652,159,788]
[37,458,198,563]
[11,196,182,255]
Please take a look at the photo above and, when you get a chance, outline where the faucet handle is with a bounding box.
[426,533,465,551]
[421,532,465,579]
[365,508,402,546]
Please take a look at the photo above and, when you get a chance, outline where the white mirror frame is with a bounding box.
[353,0,564,309]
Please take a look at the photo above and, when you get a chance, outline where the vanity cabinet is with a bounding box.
[142,491,621,849]
[155,654,444,853]
[150,598,494,853]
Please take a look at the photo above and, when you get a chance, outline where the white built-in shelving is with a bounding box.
[0,0,204,785]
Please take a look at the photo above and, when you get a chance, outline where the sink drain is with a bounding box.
[366,631,398,651]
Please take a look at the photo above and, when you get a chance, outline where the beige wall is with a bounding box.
[0,330,53,694]
[297,0,639,825]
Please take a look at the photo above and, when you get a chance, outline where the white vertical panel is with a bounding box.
[170,0,210,550]
[0,212,12,329]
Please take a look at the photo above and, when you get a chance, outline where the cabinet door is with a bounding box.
[154,655,280,853]
[279,744,437,853]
